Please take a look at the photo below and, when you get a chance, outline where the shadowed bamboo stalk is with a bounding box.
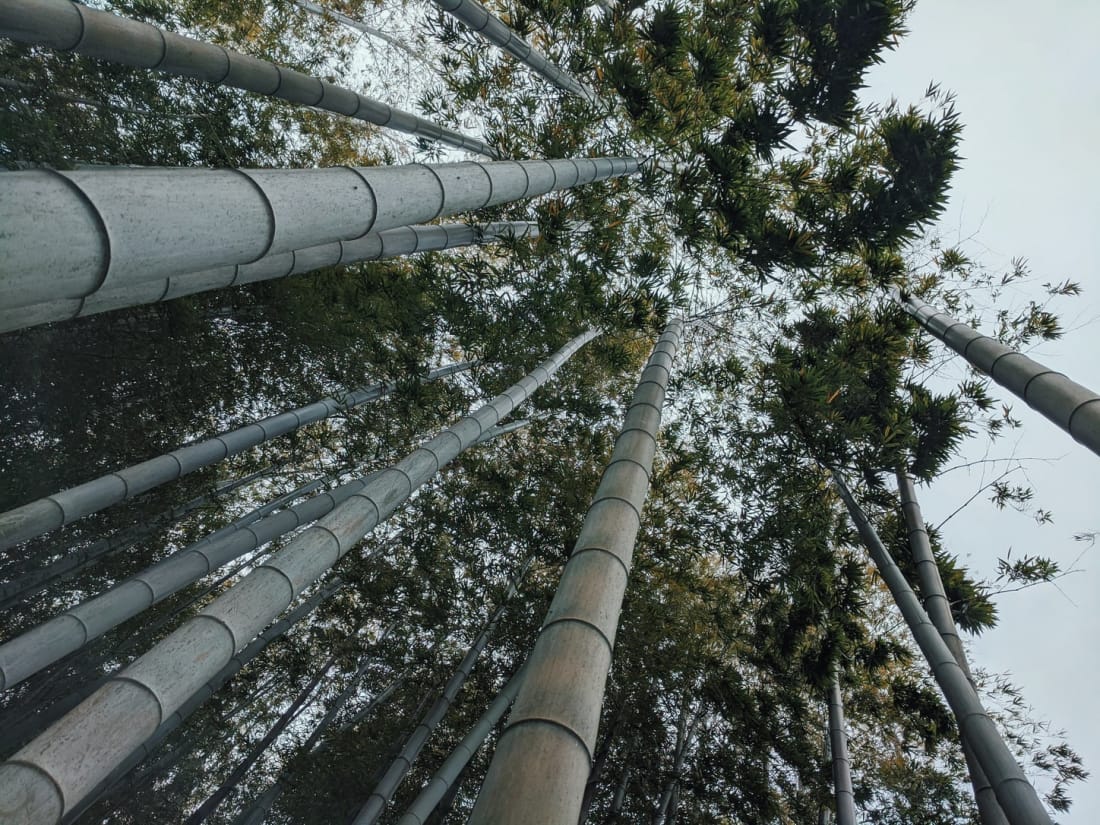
[827,665,857,825]
[293,0,431,68]
[352,557,533,825]
[0,361,472,550]
[896,469,1009,825]
[0,0,500,157]
[0,222,539,333]
[832,472,1052,825]
[428,0,596,100]
[468,320,684,823]
[0,329,598,824]
[0,157,636,312]
[892,287,1100,458]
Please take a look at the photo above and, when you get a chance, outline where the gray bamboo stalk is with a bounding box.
[396,668,524,825]
[0,360,472,549]
[831,472,1052,825]
[0,329,599,824]
[892,287,1100,458]
[0,475,344,691]
[184,655,339,825]
[474,418,530,444]
[293,0,431,68]
[896,469,1010,825]
[468,320,685,823]
[610,765,630,817]
[654,703,699,825]
[352,556,534,825]
[0,468,270,609]
[0,0,500,157]
[827,666,857,825]
[58,579,343,825]
[0,222,539,334]
[0,154,636,312]
[428,0,596,100]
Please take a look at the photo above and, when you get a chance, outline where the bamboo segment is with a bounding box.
[0,0,501,157]
[0,329,598,824]
[827,667,857,825]
[0,222,539,333]
[0,363,472,550]
[832,473,1053,825]
[0,157,635,310]
[468,320,684,824]
[896,470,1010,825]
[428,0,596,100]
[893,288,1100,458]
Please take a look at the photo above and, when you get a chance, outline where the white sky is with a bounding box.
[862,1,1100,820]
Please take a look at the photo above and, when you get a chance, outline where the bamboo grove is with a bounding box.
[0,0,1091,823]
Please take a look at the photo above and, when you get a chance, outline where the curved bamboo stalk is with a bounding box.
[0,0,500,157]
[0,221,538,334]
[0,156,635,311]
[892,287,1100,458]
[896,469,1009,825]
[0,361,472,550]
[469,320,684,823]
[293,0,432,69]
[428,0,596,101]
[352,557,533,825]
[0,329,598,824]
[396,668,524,825]
[827,666,857,825]
[831,472,1052,825]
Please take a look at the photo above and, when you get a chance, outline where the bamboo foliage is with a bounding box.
[0,329,598,824]
[468,320,684,824]
[896,469,1009,825]
[893,287,1100,458]
[0,157,636,310]
[831,472,1053,825]
[0,361,473,550]
[827,666,857,825]
[428,0,596,101]
[0,0,501,157]
[0,222,540,334]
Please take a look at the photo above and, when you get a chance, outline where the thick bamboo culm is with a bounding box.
[832,473,1053,825]
[893,287,1100,458]
[0,329,598,824]
[428,0,596,101]
[0,0,501,157]
[827,666,857,825]
[0,361,473,550]
[0,157,637,311]
[0,222,539,334]
[895,470,1009,825]
[469,320,684,823]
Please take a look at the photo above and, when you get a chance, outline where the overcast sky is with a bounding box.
[862,1,1099,819]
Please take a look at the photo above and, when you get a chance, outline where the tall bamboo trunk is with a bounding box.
[831,472,1052,825]
[0,330,599,824]
[0,156,636,313]
[0,0,500,157]
[0,222,539,333]
[395,668,524,825]
[58,579,342,824]
[0,361,471,549]
[184,655,338,825]
[352,557,534,825]
[895,469,1009,825]
[427,0,596,100]
[893,288,1100,458]
[469,320,685,823]
[827,666,857,825]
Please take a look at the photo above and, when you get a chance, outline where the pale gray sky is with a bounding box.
[863,1,1100,820]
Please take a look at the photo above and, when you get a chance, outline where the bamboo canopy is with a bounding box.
[0,222,539,334]
[893,287,1100,458]
[0,157,636,310]
[469,320,684,823]
[0,361,473,550]
[832,473,1053,825]
[0,0,502,157]
[0,329,598,824]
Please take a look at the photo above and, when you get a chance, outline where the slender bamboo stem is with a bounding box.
[827,665,857,825]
